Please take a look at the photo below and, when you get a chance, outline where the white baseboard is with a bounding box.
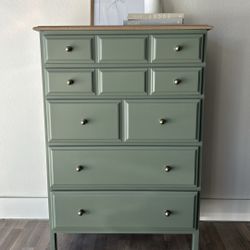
[0,197,48,219]
[200,199,250,221]
[0,197,250,221]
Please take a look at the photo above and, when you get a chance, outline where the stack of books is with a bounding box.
[124,13,184,26]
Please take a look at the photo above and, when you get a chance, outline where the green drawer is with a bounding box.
[151,35,203,63]
[97,68,147,95]
[51,191,197,232]
[44,35,94,63]
[48,101,120,142]
[49,147,199,189]
[150,68,202,96]
[97,35,148,63]
[125,100,200,142]
[45,69,94,96]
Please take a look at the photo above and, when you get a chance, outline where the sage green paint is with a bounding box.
[126,100,200,142]
[49,147,199,188]
[51,191,197,232]
[97,68,147,95]
[48,101,120,141]
[46,69,94,95]
[97,35,148,63]
[37,28,209,250]
[44,35,94,63]
[150,68,202,95]
[151,35,203,63]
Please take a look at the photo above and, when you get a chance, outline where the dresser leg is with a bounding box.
[50,232,58,250]
[192,230,199,250]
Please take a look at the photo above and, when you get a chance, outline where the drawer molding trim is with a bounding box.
[96,35,149,63]
[96,68,148,96]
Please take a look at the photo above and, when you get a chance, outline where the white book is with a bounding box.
[128,13,184,20]
[124,18,184,25]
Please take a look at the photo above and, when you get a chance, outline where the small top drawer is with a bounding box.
[151,35,204,63]
[97,35,148,63]
[45,69,94,96]
[150,68,202,96]
[44,35,94,63]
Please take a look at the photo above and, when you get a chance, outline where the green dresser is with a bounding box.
[34,25,211,250]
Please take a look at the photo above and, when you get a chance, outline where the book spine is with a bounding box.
[124,18,184,25]
[128,13,184,20]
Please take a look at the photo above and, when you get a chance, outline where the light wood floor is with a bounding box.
[0,220,249,250]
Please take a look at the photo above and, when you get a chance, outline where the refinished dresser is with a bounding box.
[34,25,212,250]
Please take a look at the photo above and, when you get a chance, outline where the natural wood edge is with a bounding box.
[90,0,94,26]
[33,25,213,31]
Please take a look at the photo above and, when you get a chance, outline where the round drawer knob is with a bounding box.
[76,165,84,172]
[78,209,86,216]
[165,210,172,217]
[174,79,181,85]
[81,119,88,125]
[159,118,167,125]
[65,46,73,52]
[67,79,74,85]
[165,166,172,172]
[174,46,182,52]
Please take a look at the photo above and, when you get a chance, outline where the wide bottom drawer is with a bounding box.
[51,191,197,232]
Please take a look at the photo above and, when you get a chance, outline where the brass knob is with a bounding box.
[81,119,88,125]
[78,209,85,216]
[174,46,182,52]
[76,166,84,172]
[165,210,171,217]
[67,79,74,85]
[174,79,181,85]
[159,118,167,125]
[65,46,73,52]
[165,166,172,172]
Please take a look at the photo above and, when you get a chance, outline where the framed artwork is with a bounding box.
[91,0,161,26]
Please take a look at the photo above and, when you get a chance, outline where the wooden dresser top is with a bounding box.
[33,25,213,31]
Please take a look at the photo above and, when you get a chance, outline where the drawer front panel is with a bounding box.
[50,147,199,189]
[98,36,148,63]
[46,69,94,95]
[44,36,94,63]
[97,69,147,95]
[150,68,202,95]
[151,35,203,63]
[48,102,120,141]
[126,100,200,142]
[52,191,197,231]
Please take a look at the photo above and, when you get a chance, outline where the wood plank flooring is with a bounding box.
[0,220,249,250]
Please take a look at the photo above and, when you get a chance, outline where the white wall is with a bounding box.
[0,0,249,220]
[0,0,90,218]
